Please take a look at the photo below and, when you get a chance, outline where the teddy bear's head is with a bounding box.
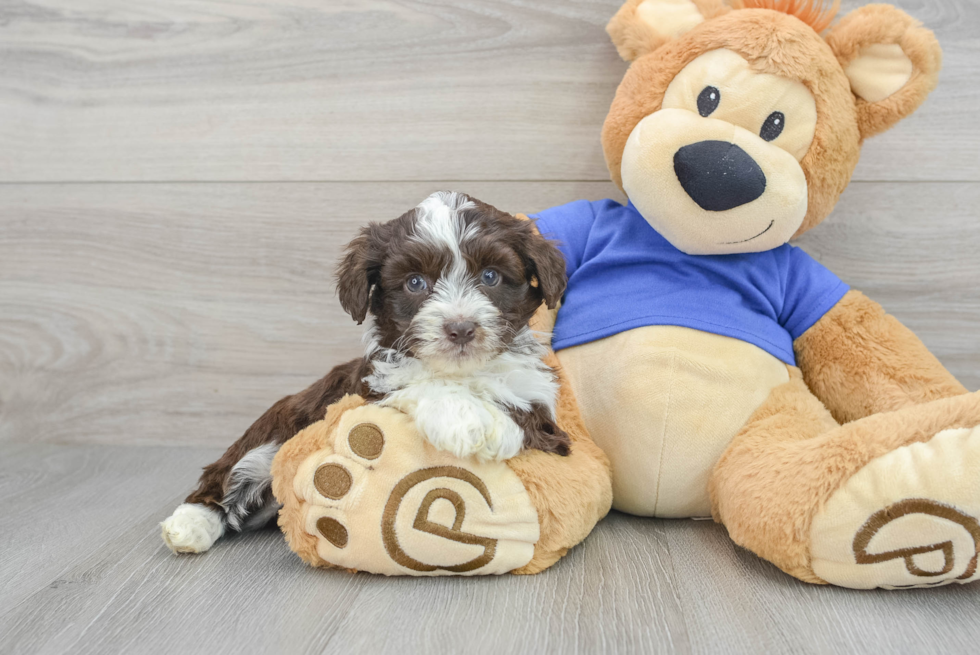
[602,0,941,255]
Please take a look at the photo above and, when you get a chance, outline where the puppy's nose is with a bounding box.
[444,321,476,345]
[673,140,766,211]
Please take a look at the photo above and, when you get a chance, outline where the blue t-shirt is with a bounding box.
[532,199,849,365]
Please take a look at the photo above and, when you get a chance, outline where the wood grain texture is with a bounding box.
[0,442,221,615]
[1,454,977,655]
[664,518,980,654]
[1,181,977,448]
[0,0,977,183]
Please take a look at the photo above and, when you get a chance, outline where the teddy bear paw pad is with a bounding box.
[290,404,541,575]
[809,425,980,589]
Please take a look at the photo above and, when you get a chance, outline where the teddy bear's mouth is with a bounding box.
[721,220,775,245]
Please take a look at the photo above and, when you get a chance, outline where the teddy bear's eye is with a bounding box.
[760,111,786,141]
[697,86,720,117]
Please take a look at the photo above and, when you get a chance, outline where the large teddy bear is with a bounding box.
[273,0,980,589]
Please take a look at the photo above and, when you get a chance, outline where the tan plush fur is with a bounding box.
[602,4,941,237]
[607,0,730,62]
[503,229,613,573]
[796,290,968,424]
[508,325,614,574]
[825,4,942,139]
[711,372,980,582]
[735,0,840,33]
[603,10,861,236]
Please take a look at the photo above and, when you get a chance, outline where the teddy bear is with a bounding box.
[272,0,980,589]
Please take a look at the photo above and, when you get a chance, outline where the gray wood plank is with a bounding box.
[0,464,687,655]
[665,519,980,655]
[1,463,976,655]
[0,442,221,615]
[0,0,976,183]
[311,514,689,655]
[1,180,976,449]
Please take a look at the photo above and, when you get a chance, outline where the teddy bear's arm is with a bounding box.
[793,289,968,424]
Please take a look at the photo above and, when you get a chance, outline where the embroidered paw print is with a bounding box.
[290,404,541,576]
[810,425,980,589]
[310,424,383,547]
[852,499,979,586]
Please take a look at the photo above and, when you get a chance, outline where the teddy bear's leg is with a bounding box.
[271,386,612,576]
[710,369,980,589]
[795,291,969,423]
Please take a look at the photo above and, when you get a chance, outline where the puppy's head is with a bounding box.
[337,192,566,367]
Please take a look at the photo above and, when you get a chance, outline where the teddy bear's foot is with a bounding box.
[276,402,542,575]
[810,425,980,589]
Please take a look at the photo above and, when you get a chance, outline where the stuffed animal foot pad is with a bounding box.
[810,425,980,589]
[274,399,543,576]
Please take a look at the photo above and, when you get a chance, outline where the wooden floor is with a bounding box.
[1,1,978,653]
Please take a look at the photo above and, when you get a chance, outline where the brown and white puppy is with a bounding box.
[160,191,570,554]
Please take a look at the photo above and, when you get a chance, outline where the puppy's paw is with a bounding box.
[414,396,488,458]
[413,395,523,462]
[161,503,225,554]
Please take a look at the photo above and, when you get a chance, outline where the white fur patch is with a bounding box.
[161,503,225,554]
[366,329,558,462]
[413,191,477,258]
[410,191,504,363]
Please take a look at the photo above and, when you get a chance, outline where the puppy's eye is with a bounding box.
[405,274,428,293]
[760,111,785,141]
[697,86,720,117]
[480,269,500,287]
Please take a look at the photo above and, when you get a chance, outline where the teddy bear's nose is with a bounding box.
[673,140,767,212]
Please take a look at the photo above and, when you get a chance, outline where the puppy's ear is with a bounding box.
[524,224,568,310]
[335,225,385,324]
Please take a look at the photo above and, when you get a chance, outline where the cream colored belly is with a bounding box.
[557,326,789,518]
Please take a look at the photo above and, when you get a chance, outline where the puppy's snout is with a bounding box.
[673,140,766,211]
[444,321,476,345]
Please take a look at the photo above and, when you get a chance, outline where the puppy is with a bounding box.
[161,191,570,554]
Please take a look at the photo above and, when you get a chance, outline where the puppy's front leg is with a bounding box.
[410,395,570,461]
[161,358,368,554]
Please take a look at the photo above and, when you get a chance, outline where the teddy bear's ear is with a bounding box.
[606,0,729,62]
[824,4,942,140]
